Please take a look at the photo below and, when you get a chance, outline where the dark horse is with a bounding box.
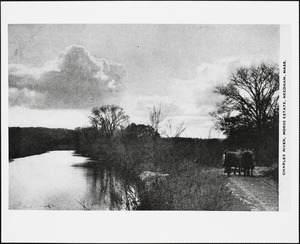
[241,150,255,177]
[222,150,242,177]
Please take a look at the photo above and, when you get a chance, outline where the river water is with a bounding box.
[9,150,138,210]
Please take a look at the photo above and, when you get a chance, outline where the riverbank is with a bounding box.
[75,129,249,210]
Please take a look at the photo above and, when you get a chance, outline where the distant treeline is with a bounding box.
[9,127,76,159]
[9,125,277,167]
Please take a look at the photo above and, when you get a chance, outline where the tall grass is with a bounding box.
[137,161,239,210]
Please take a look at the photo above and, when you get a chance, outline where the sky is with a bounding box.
[8,24,280,138]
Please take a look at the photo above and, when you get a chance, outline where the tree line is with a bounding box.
[9,127,76,159]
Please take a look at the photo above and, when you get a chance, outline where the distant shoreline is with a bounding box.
[9,127,76,160]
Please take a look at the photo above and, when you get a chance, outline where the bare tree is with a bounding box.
[89,105,129,136]
[148,104,167,133]
[149,104,187,138]
[148,104,168,166]
[161,119,187,138]
[211,63,279,137]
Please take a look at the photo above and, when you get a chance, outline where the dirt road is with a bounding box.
[223,167,279,211]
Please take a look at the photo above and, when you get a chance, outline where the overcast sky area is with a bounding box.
[8,24,280,138]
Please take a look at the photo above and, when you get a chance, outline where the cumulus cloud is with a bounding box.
[9,87,45,108]
[9,45,127,109]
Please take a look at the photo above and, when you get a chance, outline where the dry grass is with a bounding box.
[137,161,242,210]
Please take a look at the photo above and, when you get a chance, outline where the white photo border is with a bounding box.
[1,2,299,243]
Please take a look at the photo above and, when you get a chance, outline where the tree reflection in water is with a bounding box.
[73,160,139,210]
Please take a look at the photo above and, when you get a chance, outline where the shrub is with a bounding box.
[262,165,279,182]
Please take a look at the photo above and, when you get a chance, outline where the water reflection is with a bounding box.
[9,151,138,210]
[73,161,135,210]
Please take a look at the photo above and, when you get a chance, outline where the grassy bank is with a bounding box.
[137,162,249,210]
[74,127,250,210]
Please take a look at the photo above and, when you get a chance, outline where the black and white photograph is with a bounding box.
[8,23,281,211]
[1,2,299,243]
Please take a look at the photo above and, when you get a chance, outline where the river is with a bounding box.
[9,150,138,210]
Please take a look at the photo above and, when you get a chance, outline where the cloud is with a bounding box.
[9,45,127,109]
[125,57,253,118]
[121,57,268,138]
[193,57,275,110]
[9,87,45,108]
[167,57,265,117]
